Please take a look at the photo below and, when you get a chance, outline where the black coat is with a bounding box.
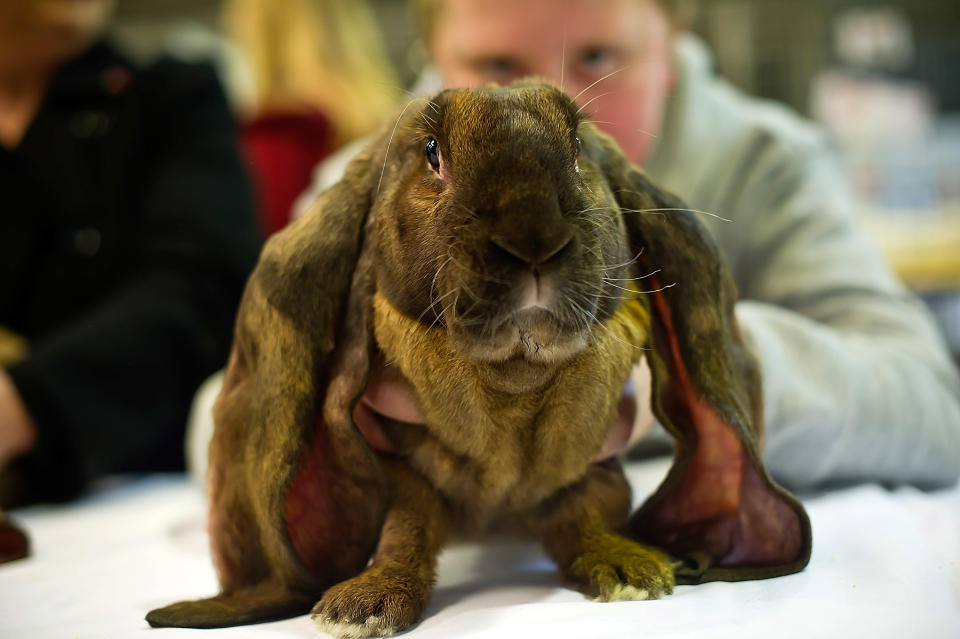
[1,41,260,505]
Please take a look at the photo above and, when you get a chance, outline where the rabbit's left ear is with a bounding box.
[146,139,390,629]
[582,127,811,584]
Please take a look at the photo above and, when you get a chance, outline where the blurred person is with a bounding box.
[310,0,960,489]
[223,0,401,236]
[0,0,259,507]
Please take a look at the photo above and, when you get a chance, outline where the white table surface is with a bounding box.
[1,457,958,639]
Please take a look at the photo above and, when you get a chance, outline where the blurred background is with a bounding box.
[108,0,960,364]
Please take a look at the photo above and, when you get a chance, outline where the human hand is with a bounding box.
[353,359,655,460]
[0,369,37,467]
[351,361,422,453]
[593,360,656,460]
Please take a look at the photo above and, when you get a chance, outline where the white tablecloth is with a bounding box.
[1,458,958,639]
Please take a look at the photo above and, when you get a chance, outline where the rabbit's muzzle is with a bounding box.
[442,197,613,366]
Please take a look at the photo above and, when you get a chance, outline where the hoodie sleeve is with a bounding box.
[729,134,960,489]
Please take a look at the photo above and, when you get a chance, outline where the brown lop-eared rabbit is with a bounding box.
[147,80,811,637]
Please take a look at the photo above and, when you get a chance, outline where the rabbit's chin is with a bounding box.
[447,307,591,367]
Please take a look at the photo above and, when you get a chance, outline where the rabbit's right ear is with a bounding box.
[580,125,811,586]
[147,144,390,628]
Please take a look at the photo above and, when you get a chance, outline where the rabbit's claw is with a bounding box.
[311,566,429,638]
[568,533,675,602]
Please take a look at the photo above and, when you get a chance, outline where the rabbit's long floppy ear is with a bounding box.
[582,128,811,584]
[147,145,389,628]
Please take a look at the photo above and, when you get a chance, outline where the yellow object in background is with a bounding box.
[861,208,960,294]
[222,0,401,147]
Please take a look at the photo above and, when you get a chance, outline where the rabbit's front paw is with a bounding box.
[568,533,675,602]
[311,566,430,638]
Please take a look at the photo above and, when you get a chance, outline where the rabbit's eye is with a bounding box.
[425,138,441,172]
[576,137,582,155]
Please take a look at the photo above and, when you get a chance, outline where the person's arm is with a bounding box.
[5,61,259,504]
[730,139,960,489]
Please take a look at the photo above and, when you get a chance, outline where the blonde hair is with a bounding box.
[412,0,696,46]
[224,0,401,146]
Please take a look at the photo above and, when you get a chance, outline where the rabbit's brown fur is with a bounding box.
[370,290,648,527]
[147,80,811,636]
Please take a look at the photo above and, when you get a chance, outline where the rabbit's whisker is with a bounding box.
[377,97,427,197]
[428,252,454,301]
[571,66,628,103]
[420,256,457,326]
[559,31,567,94]
[615,202,733,223]
[424,288,457,332]
[435,291,461,330]
[576,91,616,117]
[578,277,659,302]
[601,249,644,272]
[605,268,662,281]
[600,279,678,295]
[451,271,483,307]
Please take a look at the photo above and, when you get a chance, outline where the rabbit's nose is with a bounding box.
[490,227,573,267]
[488,192,574,267]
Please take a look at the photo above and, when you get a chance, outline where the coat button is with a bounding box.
[72,228,102,256]
[71,110,110,138]
[101,66,131,95]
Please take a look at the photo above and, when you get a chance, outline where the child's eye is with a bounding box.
[486,57,517,76]
[579,47,617,75]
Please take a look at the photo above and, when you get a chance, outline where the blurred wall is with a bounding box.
[696,0,960,116]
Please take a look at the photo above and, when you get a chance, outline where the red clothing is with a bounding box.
[241,110,333,237]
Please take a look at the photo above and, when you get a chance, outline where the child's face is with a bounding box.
[429,0,676,165]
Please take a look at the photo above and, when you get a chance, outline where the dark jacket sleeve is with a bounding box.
[7,60,259,504]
